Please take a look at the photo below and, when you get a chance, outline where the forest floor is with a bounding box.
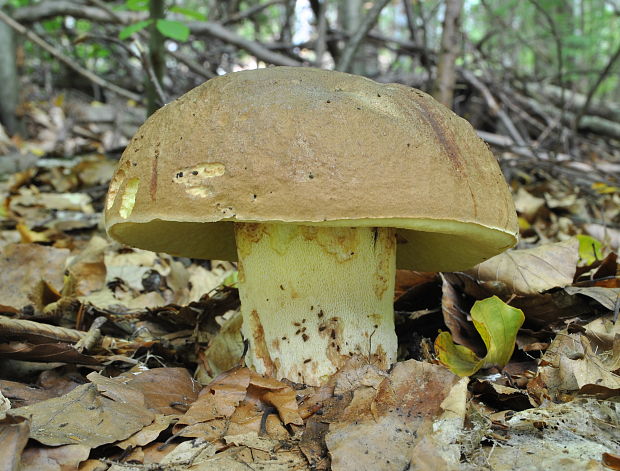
[0,94,619,471]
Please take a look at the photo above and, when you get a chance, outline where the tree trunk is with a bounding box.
[337,0,378,76]
[0,8,21,136]
[432,0,463,108]
[147,0,164,116]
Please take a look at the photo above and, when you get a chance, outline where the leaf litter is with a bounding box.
[0,99,619,469]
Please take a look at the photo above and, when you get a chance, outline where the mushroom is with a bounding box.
[104,67,518,386]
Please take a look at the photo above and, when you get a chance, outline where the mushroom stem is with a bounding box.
[234,222,397,385]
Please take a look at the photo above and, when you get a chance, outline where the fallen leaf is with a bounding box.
[116,414,175,449]
[8,382,154,447]
[177,368,250,427]
[199,311,244,380]
[467,238,579,295]
[435,296,525,376]
[122,367,200,415]
[20,444,90,471]
[0,342,99,365]
[485,399,620,470]
[576,234,604,265]
[564,286,620,311]
[0,416,29,471]
[326,360,463,471]
[0,243,69,311]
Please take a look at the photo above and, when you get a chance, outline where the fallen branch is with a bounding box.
[461,68,527,146]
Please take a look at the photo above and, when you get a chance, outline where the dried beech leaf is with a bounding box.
[0,342,99,365]
[248,370,303,425]
[200,311,244,379]
[0,416,30,471]
[177,368,250,426]
[564,286,620,311]
[116,414,175,449]
[122,367,200,415]
[0,244,69,310]
[468,238,579,295]
[8,383,154,447]
[20,444,90,471]
[326,360,462,471]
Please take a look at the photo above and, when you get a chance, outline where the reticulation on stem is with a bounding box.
[234,222,397,385]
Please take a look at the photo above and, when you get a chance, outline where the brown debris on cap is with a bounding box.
[104,66,517,271]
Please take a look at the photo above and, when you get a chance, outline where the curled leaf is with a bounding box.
[435,296,525,377]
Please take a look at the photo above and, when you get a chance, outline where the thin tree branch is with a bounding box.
[573,41,620,130]
[187,20,303,66]
[223,0,284,25]
[460,68,527,146]
[14,1,304,67]
[87,0,214,80]
[0,8,142,102]
[335,0,391,72]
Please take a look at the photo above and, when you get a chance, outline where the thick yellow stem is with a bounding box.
[234,223,397,385]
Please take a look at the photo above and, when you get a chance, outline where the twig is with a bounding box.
[223,0,283,25]
[88,0,214,81]
[133,39,167,106]
[573,40,620,130]
[0,9,141,102]
[188,20,303,66]
[335,0,391,72]
[528,0,566,149]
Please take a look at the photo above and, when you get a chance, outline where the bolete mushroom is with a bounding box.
[104,67,518,385]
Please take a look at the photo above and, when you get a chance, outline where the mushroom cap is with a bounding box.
[104,66,517,271]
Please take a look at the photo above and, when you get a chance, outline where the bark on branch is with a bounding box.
[0,8,142,102]
[14,0,303,67]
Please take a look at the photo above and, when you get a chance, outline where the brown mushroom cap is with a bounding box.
[105,66,517,271]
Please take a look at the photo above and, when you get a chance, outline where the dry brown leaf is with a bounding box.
[20,444,90,471]
[0,380,57,408]
[177,368,251,427]
[485,399,619,470]
[87,372,148,408]
[564,286,620,311]
[8,383,154,447]
[0,243,69,310]
[0,342,99,365]
[64,236,107,297]
[537,330,620,399]
[440,274,485,357]
[467,238,579,295]
[199,311,244,381]
[122,367,200,415]
[514,187,546,222]
[326,360,463,471]
[116,414,175,449]
[186,444,309,470]
[0,416,29,471]
[247,371,303,425]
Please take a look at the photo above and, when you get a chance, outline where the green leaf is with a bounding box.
[576,235,603,265]
[435,296,525,377]
[435,332,482,377]
[119,19,152,40]
[169,6,207,21]
[155,19,190,41]
[125,0,149,11]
